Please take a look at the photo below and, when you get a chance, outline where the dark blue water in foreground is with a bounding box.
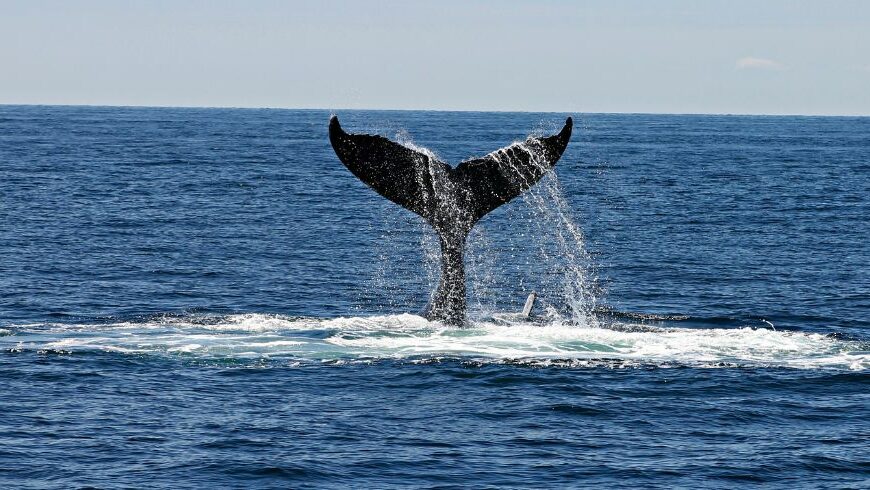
[1,106,868,488]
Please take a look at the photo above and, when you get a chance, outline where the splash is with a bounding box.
[362,123,599,323]
[509,164,598,325]
[3,313,866,371]
[460,133,598,324]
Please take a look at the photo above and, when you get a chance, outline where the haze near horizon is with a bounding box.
[1,0,868,115]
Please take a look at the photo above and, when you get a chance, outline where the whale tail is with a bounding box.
[328,115,573,325]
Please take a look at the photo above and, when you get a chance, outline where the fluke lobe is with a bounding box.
[329,116,573,326]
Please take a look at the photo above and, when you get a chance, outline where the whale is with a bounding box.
[328,115,573,325]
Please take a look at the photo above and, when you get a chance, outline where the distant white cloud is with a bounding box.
[736,57,785,70]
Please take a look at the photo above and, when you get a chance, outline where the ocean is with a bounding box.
[1,105,868,488]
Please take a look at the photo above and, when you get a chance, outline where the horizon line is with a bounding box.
[1,102,868,118]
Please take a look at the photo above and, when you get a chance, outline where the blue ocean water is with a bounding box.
[1,105,868,488]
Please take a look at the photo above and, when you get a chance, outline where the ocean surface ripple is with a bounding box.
[1,106,868,488]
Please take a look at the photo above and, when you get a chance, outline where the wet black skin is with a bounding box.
[328,116,572,325]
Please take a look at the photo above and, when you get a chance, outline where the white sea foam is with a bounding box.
[2,313,866,370]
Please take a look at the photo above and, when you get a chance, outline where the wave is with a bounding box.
[2,313,867,371]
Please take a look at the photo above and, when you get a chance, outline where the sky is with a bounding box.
[1,0,869,115]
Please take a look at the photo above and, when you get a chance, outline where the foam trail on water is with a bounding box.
[3,314,866,370]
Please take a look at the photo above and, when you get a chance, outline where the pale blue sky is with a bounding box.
[2,0,868,115]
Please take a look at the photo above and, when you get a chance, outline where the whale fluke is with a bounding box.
[329,115,573,325]
[452,119,572,222]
